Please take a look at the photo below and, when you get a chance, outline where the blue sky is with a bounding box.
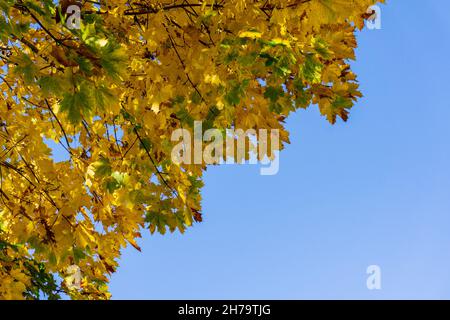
[108,0,450,299]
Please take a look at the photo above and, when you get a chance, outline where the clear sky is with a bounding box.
[107,0,450,299]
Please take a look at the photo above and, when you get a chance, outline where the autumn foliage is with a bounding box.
[0,0,383,299]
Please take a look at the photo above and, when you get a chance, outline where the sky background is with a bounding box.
[107,0,450,299]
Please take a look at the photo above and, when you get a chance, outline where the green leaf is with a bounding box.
[175,107,194,127]
[313,37,330,58]
[13,53,38,84]
[99,41,127,81]
[74,56,94,75]
[93,157,112,177]
[302,54,322,83]
[105,171,128,193]
[73,247,86,263]
[264,86,285,103]
[225,79,249,106]
[93,85,116,110]
[59,82,93,124]
[38,76,63,96]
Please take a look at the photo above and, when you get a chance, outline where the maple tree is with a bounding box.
[0,0,384,299]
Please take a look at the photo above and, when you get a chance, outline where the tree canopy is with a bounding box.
[0,0,383,299]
